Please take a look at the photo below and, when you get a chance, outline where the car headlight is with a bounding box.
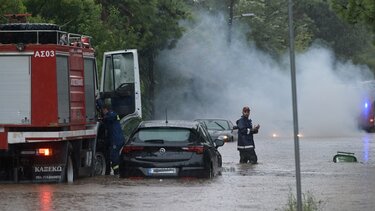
[218,135,229,141]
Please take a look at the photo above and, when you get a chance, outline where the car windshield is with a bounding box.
[203,120,230,131]
[132,128,192,143]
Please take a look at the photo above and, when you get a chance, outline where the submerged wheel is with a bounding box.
[205,164,214,179]
[94,152,106,176]
[66,155,74,183]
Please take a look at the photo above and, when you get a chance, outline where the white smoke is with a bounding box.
[154,12,373,138]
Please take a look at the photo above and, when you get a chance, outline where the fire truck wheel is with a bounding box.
[94,152,106,175]
[66,155,74,183]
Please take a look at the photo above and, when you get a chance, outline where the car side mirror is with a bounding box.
[214,139,225,148]
[233,126,238,130]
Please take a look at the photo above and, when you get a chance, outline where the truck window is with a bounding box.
[100,50,141,119]
[113,53,135,88]
[103,56,114,92]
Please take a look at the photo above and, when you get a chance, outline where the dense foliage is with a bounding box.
[330,0,375,68]
[331,0,375,33]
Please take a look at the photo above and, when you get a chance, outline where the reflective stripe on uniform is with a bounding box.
[237,145,254,149]
[112,165,119,170]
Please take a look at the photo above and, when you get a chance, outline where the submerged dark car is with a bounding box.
[119,120,224,178]
[196,119,238,142]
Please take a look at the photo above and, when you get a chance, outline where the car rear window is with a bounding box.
[133,128,193,142]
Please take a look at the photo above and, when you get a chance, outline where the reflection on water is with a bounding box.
[38,185,53,211]
[362,135,370,163]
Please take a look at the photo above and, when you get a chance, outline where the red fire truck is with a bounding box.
[0,22,142,182]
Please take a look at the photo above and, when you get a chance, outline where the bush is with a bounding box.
[282,190,323,211]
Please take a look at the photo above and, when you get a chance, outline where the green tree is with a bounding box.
[182,0,228,13]
[234,0,373,70]
[331,0,375,33]
[302,1,369,57]
[97,0,190,118]
[0,0,27,23]
[236,0,315,57]
[302,0,374,70]
[25,0,102,32]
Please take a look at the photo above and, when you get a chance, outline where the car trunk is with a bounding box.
[124,144,202,162]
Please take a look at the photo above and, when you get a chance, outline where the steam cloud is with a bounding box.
[154,12,373,138]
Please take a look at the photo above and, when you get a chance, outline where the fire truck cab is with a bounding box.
[0,23,142,182]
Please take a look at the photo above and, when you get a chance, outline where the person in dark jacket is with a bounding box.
[237,106,260,164]
[101,103,125,175]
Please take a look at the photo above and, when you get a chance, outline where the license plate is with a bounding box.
[147,168,177,176]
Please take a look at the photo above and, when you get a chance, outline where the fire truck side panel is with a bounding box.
[0,55,31,125]
[56,55,70,124]
[83,58,97,123]
[31,46,59,126]
[69,49,85,130]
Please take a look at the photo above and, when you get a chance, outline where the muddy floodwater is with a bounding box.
[1,134,375,211]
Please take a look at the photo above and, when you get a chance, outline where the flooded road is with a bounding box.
[1,134,375,211]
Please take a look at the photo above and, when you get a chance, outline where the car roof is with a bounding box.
[195,118,231,122]
[138,120,200,129]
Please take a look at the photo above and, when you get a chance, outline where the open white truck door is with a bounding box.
[100,49,142,120]
[95,49,142,175]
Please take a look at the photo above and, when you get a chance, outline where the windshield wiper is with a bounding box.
[214,122,226,130]
[144,139,165,144]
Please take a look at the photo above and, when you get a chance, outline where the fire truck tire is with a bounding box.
[66,155,74,183]
[94,152,106,176]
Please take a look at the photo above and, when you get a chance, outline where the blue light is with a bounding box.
[361,101,370,118]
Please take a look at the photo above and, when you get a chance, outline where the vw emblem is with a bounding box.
[159,148,166,154]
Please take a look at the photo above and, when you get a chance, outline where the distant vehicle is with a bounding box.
[196,119,238,142]
[358,80,375,132]
[358,99,375,132]
[119,120,224,178]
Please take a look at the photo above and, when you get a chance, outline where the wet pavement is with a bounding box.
[1,134,375,211]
